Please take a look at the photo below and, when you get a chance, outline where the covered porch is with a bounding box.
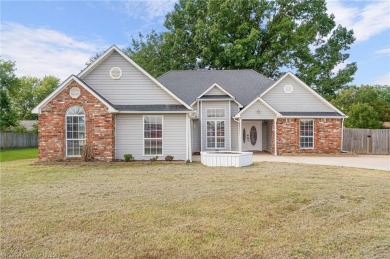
[239,119,274,153]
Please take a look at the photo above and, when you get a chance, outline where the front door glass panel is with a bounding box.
[250,126,257,146]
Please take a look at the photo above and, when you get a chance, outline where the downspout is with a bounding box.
[274,118,277,156]
[233,117,240,151]
[229,101,231,151]
[239,118,242,151]
[187,114,192,162]
[341,118,346,153]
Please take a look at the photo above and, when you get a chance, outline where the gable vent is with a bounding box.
[284,84,293,93]
[110,67,122,79]
[69,87,81,99]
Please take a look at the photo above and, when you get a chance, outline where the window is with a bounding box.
[66,106,86,157]
[206,108,225,118]
[207,121,225,148]
[300,120,314,149]
[144,116,163,155]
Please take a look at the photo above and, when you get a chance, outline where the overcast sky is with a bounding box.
[1,0,389,85]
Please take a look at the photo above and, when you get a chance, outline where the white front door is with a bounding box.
[242,121,262,151]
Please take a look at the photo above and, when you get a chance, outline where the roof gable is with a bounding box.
[234,97,280,119]
[79,46,192,109]
[32,75,117,114]
[261,72,345,116]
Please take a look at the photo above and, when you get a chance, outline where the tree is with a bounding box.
[124,31,171,78]
[0,88,17,131]
[332,85,390,128]
[0,58,18,131]
[344,103,382,129]
[0,59,19,91]
[9,76,59,120]
[127,0,356,98]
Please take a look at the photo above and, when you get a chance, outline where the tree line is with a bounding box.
[0,59,59,132]
[1,0,389,130]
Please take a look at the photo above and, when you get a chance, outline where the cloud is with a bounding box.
[106,0,176,21]
[326,0,390,42]
[374,47,390,56]
[374,72,390,85]
[1,22,108,80]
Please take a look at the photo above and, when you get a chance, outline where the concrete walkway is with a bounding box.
[252,153,389,171]
[193,153,389,171]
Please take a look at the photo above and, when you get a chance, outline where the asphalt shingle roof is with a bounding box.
[280,112,343,117]
[157,70,275,106]
[113,105,189,112]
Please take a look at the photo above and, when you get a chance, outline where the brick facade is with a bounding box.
[272,118,342,155]
[38,80,115,161]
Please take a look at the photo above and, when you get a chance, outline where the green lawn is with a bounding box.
[1,159,389,258]
[0,148,38,162]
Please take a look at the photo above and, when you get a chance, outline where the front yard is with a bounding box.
[1,159,389,258]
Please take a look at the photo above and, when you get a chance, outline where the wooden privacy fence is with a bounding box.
[343,128,390,154]
[0,133,38,149]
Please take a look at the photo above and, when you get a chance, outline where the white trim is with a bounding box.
[109,67,122,79]
[234,97,281,118]
[186,114,192,162]
[260,72,346,117]
[142,115,164,156]
[274,118,277,156]
[229,101,231,151]
[117,110,191,114]
[78,45,193,111]
[200,101,203,151]
[65,106,86,158]
[299,119,314,150]
[281,116,344,119]
[284,84,293,94]
[205,120,226,149]
[341,118,345,152]
[190,83,243,108]
[32,75,118,114]
[205,108,226,118]
[239,118,242,152]
[186,114,188,161]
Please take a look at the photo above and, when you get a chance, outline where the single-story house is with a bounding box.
[32,45,346,161]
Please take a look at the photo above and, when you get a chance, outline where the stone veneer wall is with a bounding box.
[38,80,115,161]
[272,118,342,155]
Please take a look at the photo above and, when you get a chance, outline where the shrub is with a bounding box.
[165,155,174,161]
[124,154,134,162]
[150,156,158,162]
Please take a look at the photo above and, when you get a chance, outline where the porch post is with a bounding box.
[186,114,192,162]
[239,118,242,152]
[274,118,277,156]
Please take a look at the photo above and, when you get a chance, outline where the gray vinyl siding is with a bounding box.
[83,51,180,105]
[205,86,226,95]
[262,122,267,151]
[231,119,239,151]
[240,100,277,120]
[266,121,272,152]
[200,101,231,151]
[115,114,187,160]
[262,76,334,112]
[231,102,240,116]
[192,119,201,152]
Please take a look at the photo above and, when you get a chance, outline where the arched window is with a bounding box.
[66,106,86,157]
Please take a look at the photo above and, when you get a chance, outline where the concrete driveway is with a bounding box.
[252,153,390,171]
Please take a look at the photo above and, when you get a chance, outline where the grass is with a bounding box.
[0,148,38,162]
[1,159,389,258]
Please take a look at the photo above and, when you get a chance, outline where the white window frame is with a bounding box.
[143,115,163,156]
[206,108,225,118]
[299,119,314,149]
[65,106,86,157]
[206,120,225,149]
